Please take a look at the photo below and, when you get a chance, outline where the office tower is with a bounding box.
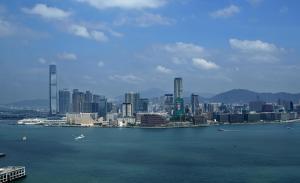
[164,94,173,114]
[99,98,107,118]
[72,89,85,113]
[83,91,93,113]
[174,77,183,100]
[84,91,93,103]
[191,93,199,115]
[138,98,149,112]
[49,65,58,115]
[125,92,140,114]
[107,102,113,113]
[173,77,184,119]
[59,89,70,114]
[122,103,133,117]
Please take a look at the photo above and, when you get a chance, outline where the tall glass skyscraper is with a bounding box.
[125,92,140,114]
[191,93,199,115]
[174,77,183,100]
[59,89,70,114]
[49,65,58,115]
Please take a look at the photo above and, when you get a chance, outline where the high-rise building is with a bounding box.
[122,103,133,117]
[138,98,149,112]
[191,93,199,115]
[173,77,184,120]
[99,98,107,118]
[49,65,58,115]
[125,92,140,114]
[164,94,173,114]
[174,77,183,100]
[72,89,85,113]
[59,89,70,114]
[83,91,93,113]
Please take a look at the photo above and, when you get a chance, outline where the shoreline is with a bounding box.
[8,119,300,129]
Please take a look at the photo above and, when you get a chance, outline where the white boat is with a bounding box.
[74,134,85,140]
[22,136,27,141]
[17,118,45,125]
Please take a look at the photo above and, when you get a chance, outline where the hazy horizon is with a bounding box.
[1,0,299,103]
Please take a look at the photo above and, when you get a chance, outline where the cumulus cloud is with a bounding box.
[57,52,77,60]
[192,58,219,70]
[69,24,108,42]
[229,38,281,53]
[22,4,71,20]
[115,13,174,27]
[210,5,240,18]
[109,74,143,84]
[156,65,172,74]
[76,0,166,10]
[163,42,204,57]
[229,38,284,63]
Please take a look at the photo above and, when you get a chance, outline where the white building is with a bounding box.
[66,113,98,126]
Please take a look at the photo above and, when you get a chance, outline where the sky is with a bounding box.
[0,0,299,103]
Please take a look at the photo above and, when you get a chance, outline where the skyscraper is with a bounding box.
[59,89,70,114]
[72,89,85,113]
[174,77,183,100]
[173,77,184,120]
[49,65,58,115]
[138,98,149,112]
[191,93,199,115]
[164,94,173,114]
[125,92,140,114]
[122,103,133,117]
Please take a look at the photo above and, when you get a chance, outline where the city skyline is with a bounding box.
[1,0,300,103]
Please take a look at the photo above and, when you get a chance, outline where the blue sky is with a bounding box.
[0,0,299,103]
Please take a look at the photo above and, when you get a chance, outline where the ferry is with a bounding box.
[0,166,26,183]
[17,118,45,125]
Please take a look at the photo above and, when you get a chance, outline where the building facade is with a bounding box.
[49,65,58,115]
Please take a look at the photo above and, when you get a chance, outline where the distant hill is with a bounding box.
[5,99,48,110]
[209,89,300,104]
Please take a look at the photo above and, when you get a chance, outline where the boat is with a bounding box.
[0,153,5,158]
[17,118,45,125]
[218,128,225,131]
[74,134,85,140]
[0,166,26,183]
[22,136,27,141]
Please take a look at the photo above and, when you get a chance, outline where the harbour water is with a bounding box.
[1,120,300,183]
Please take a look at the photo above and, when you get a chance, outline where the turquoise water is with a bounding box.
[1,121,300,183]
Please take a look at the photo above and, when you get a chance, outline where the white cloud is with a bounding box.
[0,18,13,36]
[156,65,172,74]
[115,13,174,27]
[38,58,47,64]
[22,4,71,20]
[163,42,204,57]
[76,0,166,10]
[57,52,77,60]
[109,74,143,84]
[229,38,281,53]
[210,5,240,18]
[97,61,104,67]
[229,38,284,63]
[192,58,219,70]
[69,24,108,42]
